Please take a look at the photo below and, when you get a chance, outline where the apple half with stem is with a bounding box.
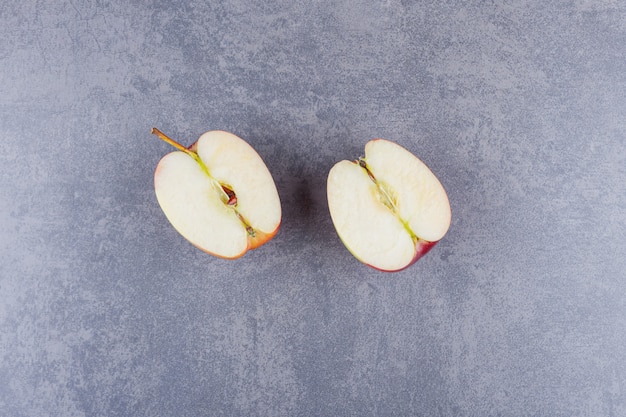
[152,128,281,259]
[327,139,451,272]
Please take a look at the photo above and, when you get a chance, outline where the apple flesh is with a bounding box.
[153,128,281,259]
[327,139,451,272]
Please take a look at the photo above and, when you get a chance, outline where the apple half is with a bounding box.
[152,128,281,259]
[327,139,451,272]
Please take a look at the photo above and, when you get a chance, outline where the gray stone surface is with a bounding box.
[1,1,625,416]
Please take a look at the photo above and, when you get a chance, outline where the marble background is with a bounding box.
[1,1,625,416]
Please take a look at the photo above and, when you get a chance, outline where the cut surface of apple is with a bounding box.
[327,139,451,272]
[153,129,281,259]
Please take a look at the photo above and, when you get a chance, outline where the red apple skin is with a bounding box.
[366,240,438,273]
[186,222,281,260]
[246,223,281,251]
[154,137,281,260]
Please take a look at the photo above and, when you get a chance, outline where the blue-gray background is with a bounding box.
[1,1,625,416]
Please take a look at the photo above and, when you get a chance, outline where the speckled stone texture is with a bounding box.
[1,1,625,416]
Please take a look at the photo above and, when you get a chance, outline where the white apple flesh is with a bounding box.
[327,139,451,272]
[153,128,281,259]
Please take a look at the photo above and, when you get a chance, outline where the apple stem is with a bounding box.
[358,158,377,183]
[151,128,198,160]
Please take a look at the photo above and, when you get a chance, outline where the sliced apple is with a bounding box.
[152,128,281,259]
[327,139,451,272]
